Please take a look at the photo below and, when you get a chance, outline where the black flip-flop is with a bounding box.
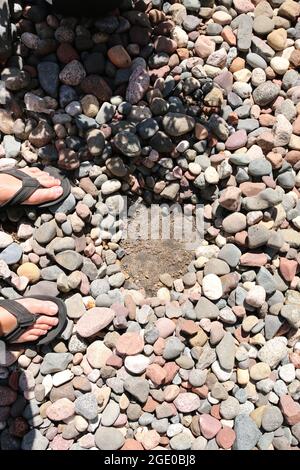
[0,295,67,346]
[0,166,71,210]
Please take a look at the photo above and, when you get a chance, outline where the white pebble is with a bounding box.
[52,370,74,387]
[202,273,223,300]
[279,363,296,383]
[42,374,53,397]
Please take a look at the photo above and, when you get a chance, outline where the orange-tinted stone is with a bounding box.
[216,427,236,449]
[146,364,166,386]
[280,395,300,425]
[279,258,298,282]
[121,439,144,450]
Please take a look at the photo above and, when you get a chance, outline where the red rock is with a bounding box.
[232,306,246,318]
[76,307,114,338]
[177,48,189,61]
[143,397,158,413]
[50,434,73,450]
[234,325,250,343]
[266,151,283,169]
[230,57,245,72]
[57,43,79,64]
[220,272,240,294]
[279,258,298,282]
[121,439,144,450]
[160,436,169,446]
[240,252,268,266]
[225,130,247,150]
[199,414,221,439]
[154,36,177,54]
[195,122,209,140]
[180,319,200,336]
[164,362,180,383]
[153,337,165,355]
[153,356,166,367]
[106,354,123,369]
[0,386,17,406]
[154,20,174,36]
[219,187,241,211]
[124,294,136,320]
[259,114,277,127]
[115,332,144,356]
[155,317,176,338]
[211,404,221,420]
[9,417,29,438]
[81,75,112,103]
[195,36,215,59]
[216,427,236,449]
[240,182,266,197]
[141,429,160,450]
[286,151,300,166]
[221,26,236,46]
[262,175,276,188]
[9,370,20,391]
[46,398,75,422]
[290,50,300,68]
[256,131,274,153]
[114,414,127,427]
[192,385,209,398]
[280,395,300,425]
[233,0,254,12]
[108,45,132,69]
[146,364,166,386]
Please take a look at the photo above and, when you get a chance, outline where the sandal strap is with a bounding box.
[0,169,41,208]
[0,299,36,343]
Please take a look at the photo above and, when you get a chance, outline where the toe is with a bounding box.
[34,324,53,330]
[38,175,62,188]
[35,316,59,326]
[16,333,39,343]
[29,328,48,336]
[18,299,59,316]
[24,186,64,205]
[16,328,46,343]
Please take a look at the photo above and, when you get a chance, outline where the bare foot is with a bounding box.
[0,167,63,206]
[0,298,59,343]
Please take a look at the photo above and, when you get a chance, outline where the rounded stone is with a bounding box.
[95,427,125,450]
[202,274,223,300]
[17,263,40,283]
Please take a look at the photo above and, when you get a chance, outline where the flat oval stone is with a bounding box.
[95,427,125,450]
[174,393,201,413]
[55,251,83,271]
[202,273,223,300]
[46,398,75,421]
[76,308,115,338]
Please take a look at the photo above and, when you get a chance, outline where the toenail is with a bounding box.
[49,305,58,313]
